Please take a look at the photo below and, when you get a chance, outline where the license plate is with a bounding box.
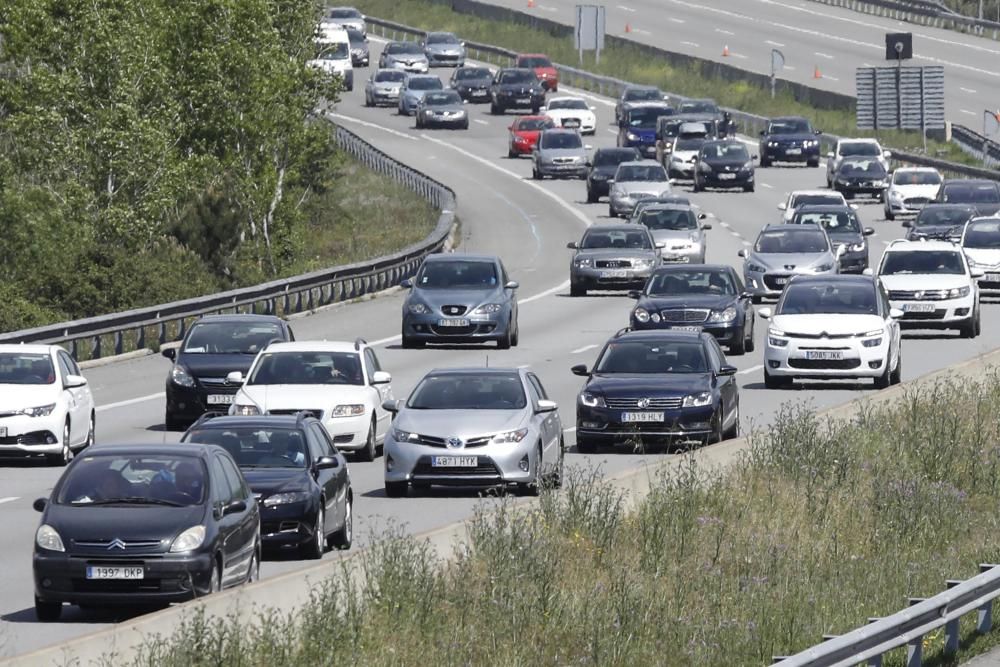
[772,276,789,285]
[517,97,530,104]
[622,412,664,422]
[0,427,6,438]
[437,318,470,327]
[984,273,1000,282]
[670,326,702,332]
[431,456,478,467]
[600,270,629,278]
[207,395,234,405]
[86,566,144,580]
[718,173,736,180]
[563,120,581,127]
[472,90,487,96]
[786,148,802,155]
[805,350,844,360]
[663,256,690,263]
[903,303,935,312]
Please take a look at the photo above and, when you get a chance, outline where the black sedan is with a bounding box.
[832,158,889,200]
[904,203,978,241]
[692,140,756,193]
[182,413,352,559]
[32,443,260,621]
[790,205,875,273]
[489,68,545,115]
[586,147,641,203]
[628,266,755,355]
[758,116,822,167]
[572,329,740,451]
[449,66,493,103]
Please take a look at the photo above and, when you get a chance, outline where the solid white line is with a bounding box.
[326,113,417,141]
[517,364,532,369]
[617,4,636,12]
[814,52,833,59]
[669,17,686,24]
[822,75,839,81]
[730,53,748,60]
[681,41,700,47]
[571,344,599,354]
[784,65,796,71]
[766,40,785,47]
[719,221,732,228]
[0,497,18,505]
[538,5,557,12]
[760,183,774,189]
[960,87,978,94]
[97,392,166,412]
[729,231,743,238]
[632,28,651,35]
[715,28,735,36]
[961,109,977,116]
[473,119,489,125]
[737,364,763,376]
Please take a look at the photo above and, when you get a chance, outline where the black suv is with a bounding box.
[182,413,352,559]
[572,329,739,452]
[489,67,545,115]
[586,147,641,203]
[162,314,295,430]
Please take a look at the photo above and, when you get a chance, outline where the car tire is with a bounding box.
[461,120,469,130]
[764,368,790,389]
[357,419,377,462]
[164,413,185,431]
[874,360,892,389]
[608,205,616,218]
[385,481,408,498]
[586,188,597,203]
[692,180,703,193]
[704,410,723,445]
[508,148,517,159]
[364,95,373,107]
[760,156,771,168]
[497,326,513,350]
[532,166,542,180]
[490,102,501,115]
[401,332,424,349]
[576,435,598,453]
[722,402,740,440]
[46,421,72,466]
[844,191,854,200]
[743,184,755,193]
[959,314,978,338]
[570,283,586,297]
[82,412,95,451]
[511,320,520,347]
[35,597,62,622]
[551,439,565,488]
[245,545,260,584]
[517,445,543,496]
[200,560,222,596]
[302,505,326,560]
[890,352,902,386]
[329,494,353,550]
[884,206,895,221]
[745,322,756,353]
[807,158,820,168]
[531,105,540,114]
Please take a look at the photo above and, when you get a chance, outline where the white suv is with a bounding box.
[227,340,393,460]
[883,167,942,220]
[758,275,902,389]
[826,138,891,188]
[876,240,982,338]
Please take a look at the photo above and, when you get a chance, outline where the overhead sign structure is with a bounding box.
[855,65,944,133]
[574,5,606,64]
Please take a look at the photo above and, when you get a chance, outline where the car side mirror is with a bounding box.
[536,399,558,413]
[835,245,846,257]
[737,249,747,258]
[971,268,986,278]
[226,371,244,385]
[740,291,753,300]
[223,499,247,516]
[314,455,339,470]
[826,151,834,158]
[567,241,579,249]
[508,125,514,130]
[461,41,466,46]
[539,106,547,112]
[889,308,904,319]
[698,212,707,219]
[627,290,642,299]
[655,241,667,249]
[382,398,402,413]
[400,278,413,288]
[752,155,759,161]
[64,374,88,389]
[883,150,892,158]
[777,203,787,211]
[701,223,712,230]
[33,498,47,513]
[161,347,176,361]
[571,364,590,376]
[717,365,737,376]
[505,280,519,289]
[757,307,773,319]
[901,220,912,228]
[862,268,874,276]
[863,227,875,236]
[584,144,593,151]
[815,129,822,135]
[849,204,859,210]
[590,106,596,111]
[372,370,392,384]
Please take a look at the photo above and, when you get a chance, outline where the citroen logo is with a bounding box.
[108,538,126,550]
[820,331,829,338]
[637,398,651,409]
[446,437,464,449]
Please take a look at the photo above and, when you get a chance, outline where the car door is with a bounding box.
[877,283,900,366]
[364,348,392,439]
[707,338,737,426]
[309,422,348,529]
[213,455,254,587]
[56,351,88,445]
[526,373,559,471]
[499,261,517,325]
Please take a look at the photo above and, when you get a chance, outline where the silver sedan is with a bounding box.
[382,368,564,497]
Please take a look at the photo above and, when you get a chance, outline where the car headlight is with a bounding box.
[634,308,650,323]
[889,190,903,201]
[626,132,640,141]
[768,327,788,347]
[579,392,606,408]
[682,391,713,408]
[813,263,834,272]
[392,428,419,443]
[408,303,430,315]
[21,403,56,417]
[331,404,365,417]
[742,161,754,171]
[768,141,778,147]
[747,262,767,273]
[948,286,971,298]
[861,332,883,347]
[169,525,206,553]
[474,303,503,314]
[707,307,738,323]
[263,491,311,507]
[35,524,64,552]
[849,242,866,252]
[234,404,260,416]
[575,258,592,267]
[170,364,196,388]
[493,428,529,444]
[632,258,654,268]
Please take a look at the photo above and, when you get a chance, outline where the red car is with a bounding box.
[508,115,556,158]
[516,53,558,92]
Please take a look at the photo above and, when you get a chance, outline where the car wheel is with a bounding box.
[82,412,95,451]
[890,351,902,386]
[532,166,542,180]
[511,320,520,347]
[385,481,408,498]
[364,94,373,107]
[807,158,820,168]
[329,493,353,550]
[401,331,424,349]
[245,545,260,584]
[497,326,513,350]
[461,120,469,130]
[201,560,222,596]
[729,330,746,355]
[357,419,377,462]
[760,156,770,168]
[531,105,540,114]
[35,597,62,622]
[47,421,72,466]
[551,438,565,489]
[745,321,756,353]
[586,188,597,203]
[490,102,501,114]
[884,206,894,221]
[517,445,543,496]
[704,410,723,445]
[975,311,982,336]
[874,360,892,389]
[570,283,586,297]
[722,402,740,440]
[764,368,790,389]
[692,180,703,193]
[743,184,755,193]
[844,191,854,200]
[508,147,517,159]
[302,505,325,560]
[608,205,616,218]
[576,435,598,453]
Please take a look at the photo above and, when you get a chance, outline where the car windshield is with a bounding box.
[182,322,282,354]
[374,70,406,82]
[790,193,843,208]
[248,351,364,385]
[424,91,461,105]
[839,159,886,177]
[680,101,717,114]
[346,28,365,44]
[58,454,207,506]
[633,197,690,216]
[779,283,877,315]
[541,132,582,149]
[0,353,55,385]
[914,206,973,227]
[625,88,662,102]
[519,56,552,68]
[646,270,735,296]
[185,427,311,469]
[701,143,748,160]
[627,107,672,127]
[756,230,829,254]
[548,99,587,110]
[638,208,697,231]
[792,210,860,233]
[408,374,526,409]
[456,68,490,80]
[894,170,942,185]
[942,183,1000,204]
[516,117,554,131]
[675,138,705,151]
[581,230,652,249]
[592,150,631,166]
[329,8,361,18]
[616,164,667,182]
[841,142,881,157]
[500,70,535,84]
[964,220,1000,249]
[768,119,811,134]
[427,33,459,44]
[881,250,965,275]
[416,260,499,289]
[596,340,708,374]
[408,77,443,91]
[317,43,349,59]
[389,42,423,55]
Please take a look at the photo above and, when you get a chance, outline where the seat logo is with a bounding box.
[637,398,651,409]
[446,437,464,449]
[108,538,126,550]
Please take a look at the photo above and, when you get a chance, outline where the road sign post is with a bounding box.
[574,5,606,65]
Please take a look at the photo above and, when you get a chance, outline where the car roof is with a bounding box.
[423,252,499,263]
[586,223,648,233]
[513,115,549,122]
[499,67,537,74]
[894,166,940,172]
[426,31,457,37]
[77,443,219,459]
[618,160,663,167]
[701,139,743,147]
[616,329,707,342]
[0,344,60,355]
[771,115,810,122]
[650,264,731,274]
[839,137,881,144]
[943,178,999,186]
[595,147,639,154]
[624,84,659,91]
[787,274,875,286]
[794,204,854,213]
[425,367,524,377]
[195,314,284,324]
[762,223,825,233]
[639,203,693,212]
[789,189,840,197]
[885,239,960,252]
[626,101,673,109]
[548,95,585,102]
[541,128,581,136]
[405,74,439,81]
[517,52,549,58]
[262,341,361,354]
[186,415,307,430]
[920,202,975,209]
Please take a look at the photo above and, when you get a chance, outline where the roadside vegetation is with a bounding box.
[128,373,1000,666]
[0,0,436,333]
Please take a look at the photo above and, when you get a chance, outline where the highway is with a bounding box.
[479,0,1000,127]
[2,38,1000,660]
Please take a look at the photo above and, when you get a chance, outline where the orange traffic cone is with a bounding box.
[722,44,730,57]
[814,65,822,79]
[527,0,534,7]
[625,22,631,33]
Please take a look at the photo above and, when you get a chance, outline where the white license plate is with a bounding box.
[772,277,789,285]
[600,269,629,278]
[0,426,6,438]
[718,173,736,180]
[622,412,664,422]
[985,273,1000,282]
[805,350,844,360]
[437,318,470,327]
[207,395,235,405]
[86,566,144,580]
[663,256,690,263]
[903,303,935,312]
[670,326,702,332]
[431,456,478,467]
[786,148,802,155]
[517,97,530,104]
[472,90,487,96]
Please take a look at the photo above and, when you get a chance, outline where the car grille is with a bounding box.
[605,397,684,410]
[903,197,930,207]
[888,290,951,300]
[412,434,493,449]
[411,456,501,478]
[267,409,325,419]
[786,332,856,340]
[552,157,578,164]
[763,275,792,290]
[429,324,478,335]
[901,310,946,320]
[441,305,468,316]
[262,520,303,535]
[198,378,241,392]
[659,309,710,323]
[0,431,53,446]
[596,260,632,269]
[788,358,862,370]
[73,539,163,553]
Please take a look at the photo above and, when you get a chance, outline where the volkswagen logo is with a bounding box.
[914,291,924,300]
[108,538,126,550]
[446,437,464,449]
[637,397,651,409]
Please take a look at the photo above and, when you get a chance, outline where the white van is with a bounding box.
[309,26,354,91]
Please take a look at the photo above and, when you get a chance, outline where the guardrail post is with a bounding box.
[980,564,998,633]
[866,618,883,667]
[137,326,145,351]
[92,335,101,360]
[906,598,925,667]
[114,330,123,356]
[944,580,963,654]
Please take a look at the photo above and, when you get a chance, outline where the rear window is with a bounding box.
[518,56,552,68]
[942,183,1000,204]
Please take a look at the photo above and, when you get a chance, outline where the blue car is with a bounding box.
[758,115,822,168]
[618,102,675,159]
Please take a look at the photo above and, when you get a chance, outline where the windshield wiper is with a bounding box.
[87,497,186,507]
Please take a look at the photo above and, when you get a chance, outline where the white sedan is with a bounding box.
[0,344,95,465]
[542,96,597,135]
[883,167,942,220]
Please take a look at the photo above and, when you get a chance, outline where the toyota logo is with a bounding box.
[446,437,464,449]
[637,398,651,409]
[108,538,126,550]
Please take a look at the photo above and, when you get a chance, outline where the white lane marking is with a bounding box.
[961,109,977,116]
[822,75,839,81]
[737,364,763,376]
[97,392,166,412]
[729,231,744,238]
[538,5,557,12]
[571,344,599,354]
[669,17,686,24]
[327,112,417,140]
[960,87,978,94]
[563,426,576,433]
[742,240,752,246]
[617,4,636,12]
[473,119,489,125]
[517,364,532,369]
[0,497,18,505]
[760,183,774,189]
[632,28,651,35]
[814,52,834,59]
[766,40,785,47]
[607,129,618,135]
[681,40,700,47]
[784,65,796,71]
[719,221,732,228]
[715,28,735,36]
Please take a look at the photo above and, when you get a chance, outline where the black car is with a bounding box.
[935,179,1000,217]
[32,443,260,621]
[182,413,352,559]
[572,329,739,451]
[586,147,641,203]
[450,65,493,103]
[758,116,822,167]
[489,67,545,115]
[790,205,875,273]
[628,266,755,354]
[832,158,889,200]
[903,203,978,241]
[692,140,756,193]
[162,314,295,430]
[346,27,369,67]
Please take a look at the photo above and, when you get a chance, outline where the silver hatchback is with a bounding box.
[532,128,590,180]
[382,368,564,497]
[740,224,842,301]
[633,204,711,264]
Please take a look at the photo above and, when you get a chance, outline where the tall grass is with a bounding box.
[126,372,1000,666]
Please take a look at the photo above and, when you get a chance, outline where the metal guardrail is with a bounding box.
[806,0,1000,37]
[0,124,456,360]
[952,123,1000,169]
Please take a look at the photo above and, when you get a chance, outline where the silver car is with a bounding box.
[740,224,842,301]
[324,7,365,34]
[423,32,466,67]
[397,74,443,116]
[379,41,429,74]
[532,129,590,180]
[568,224,664,296]
[364,68,406,107]
[415,90,469,130]
[633,204,711,264]
[608,160,672,218]
[382,367,564,497]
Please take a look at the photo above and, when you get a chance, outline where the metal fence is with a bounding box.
[0,123,456,360]
[806,0,1000,38]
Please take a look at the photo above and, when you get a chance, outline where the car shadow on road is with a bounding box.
[1,604,156,624]
[901,332,959,340]
[0,458,53,468]
[742,380,873,391]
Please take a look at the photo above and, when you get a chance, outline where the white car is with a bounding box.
[541,97,597,135]
[962,216,1000,293]
[883,167,943,220]
[308,29,354,91]
[777,189,853,223]
[227,340,393,461]
[876,239,982,338]
[0,344,95,465]
[826,138,891,188]
[758,274,902,389]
